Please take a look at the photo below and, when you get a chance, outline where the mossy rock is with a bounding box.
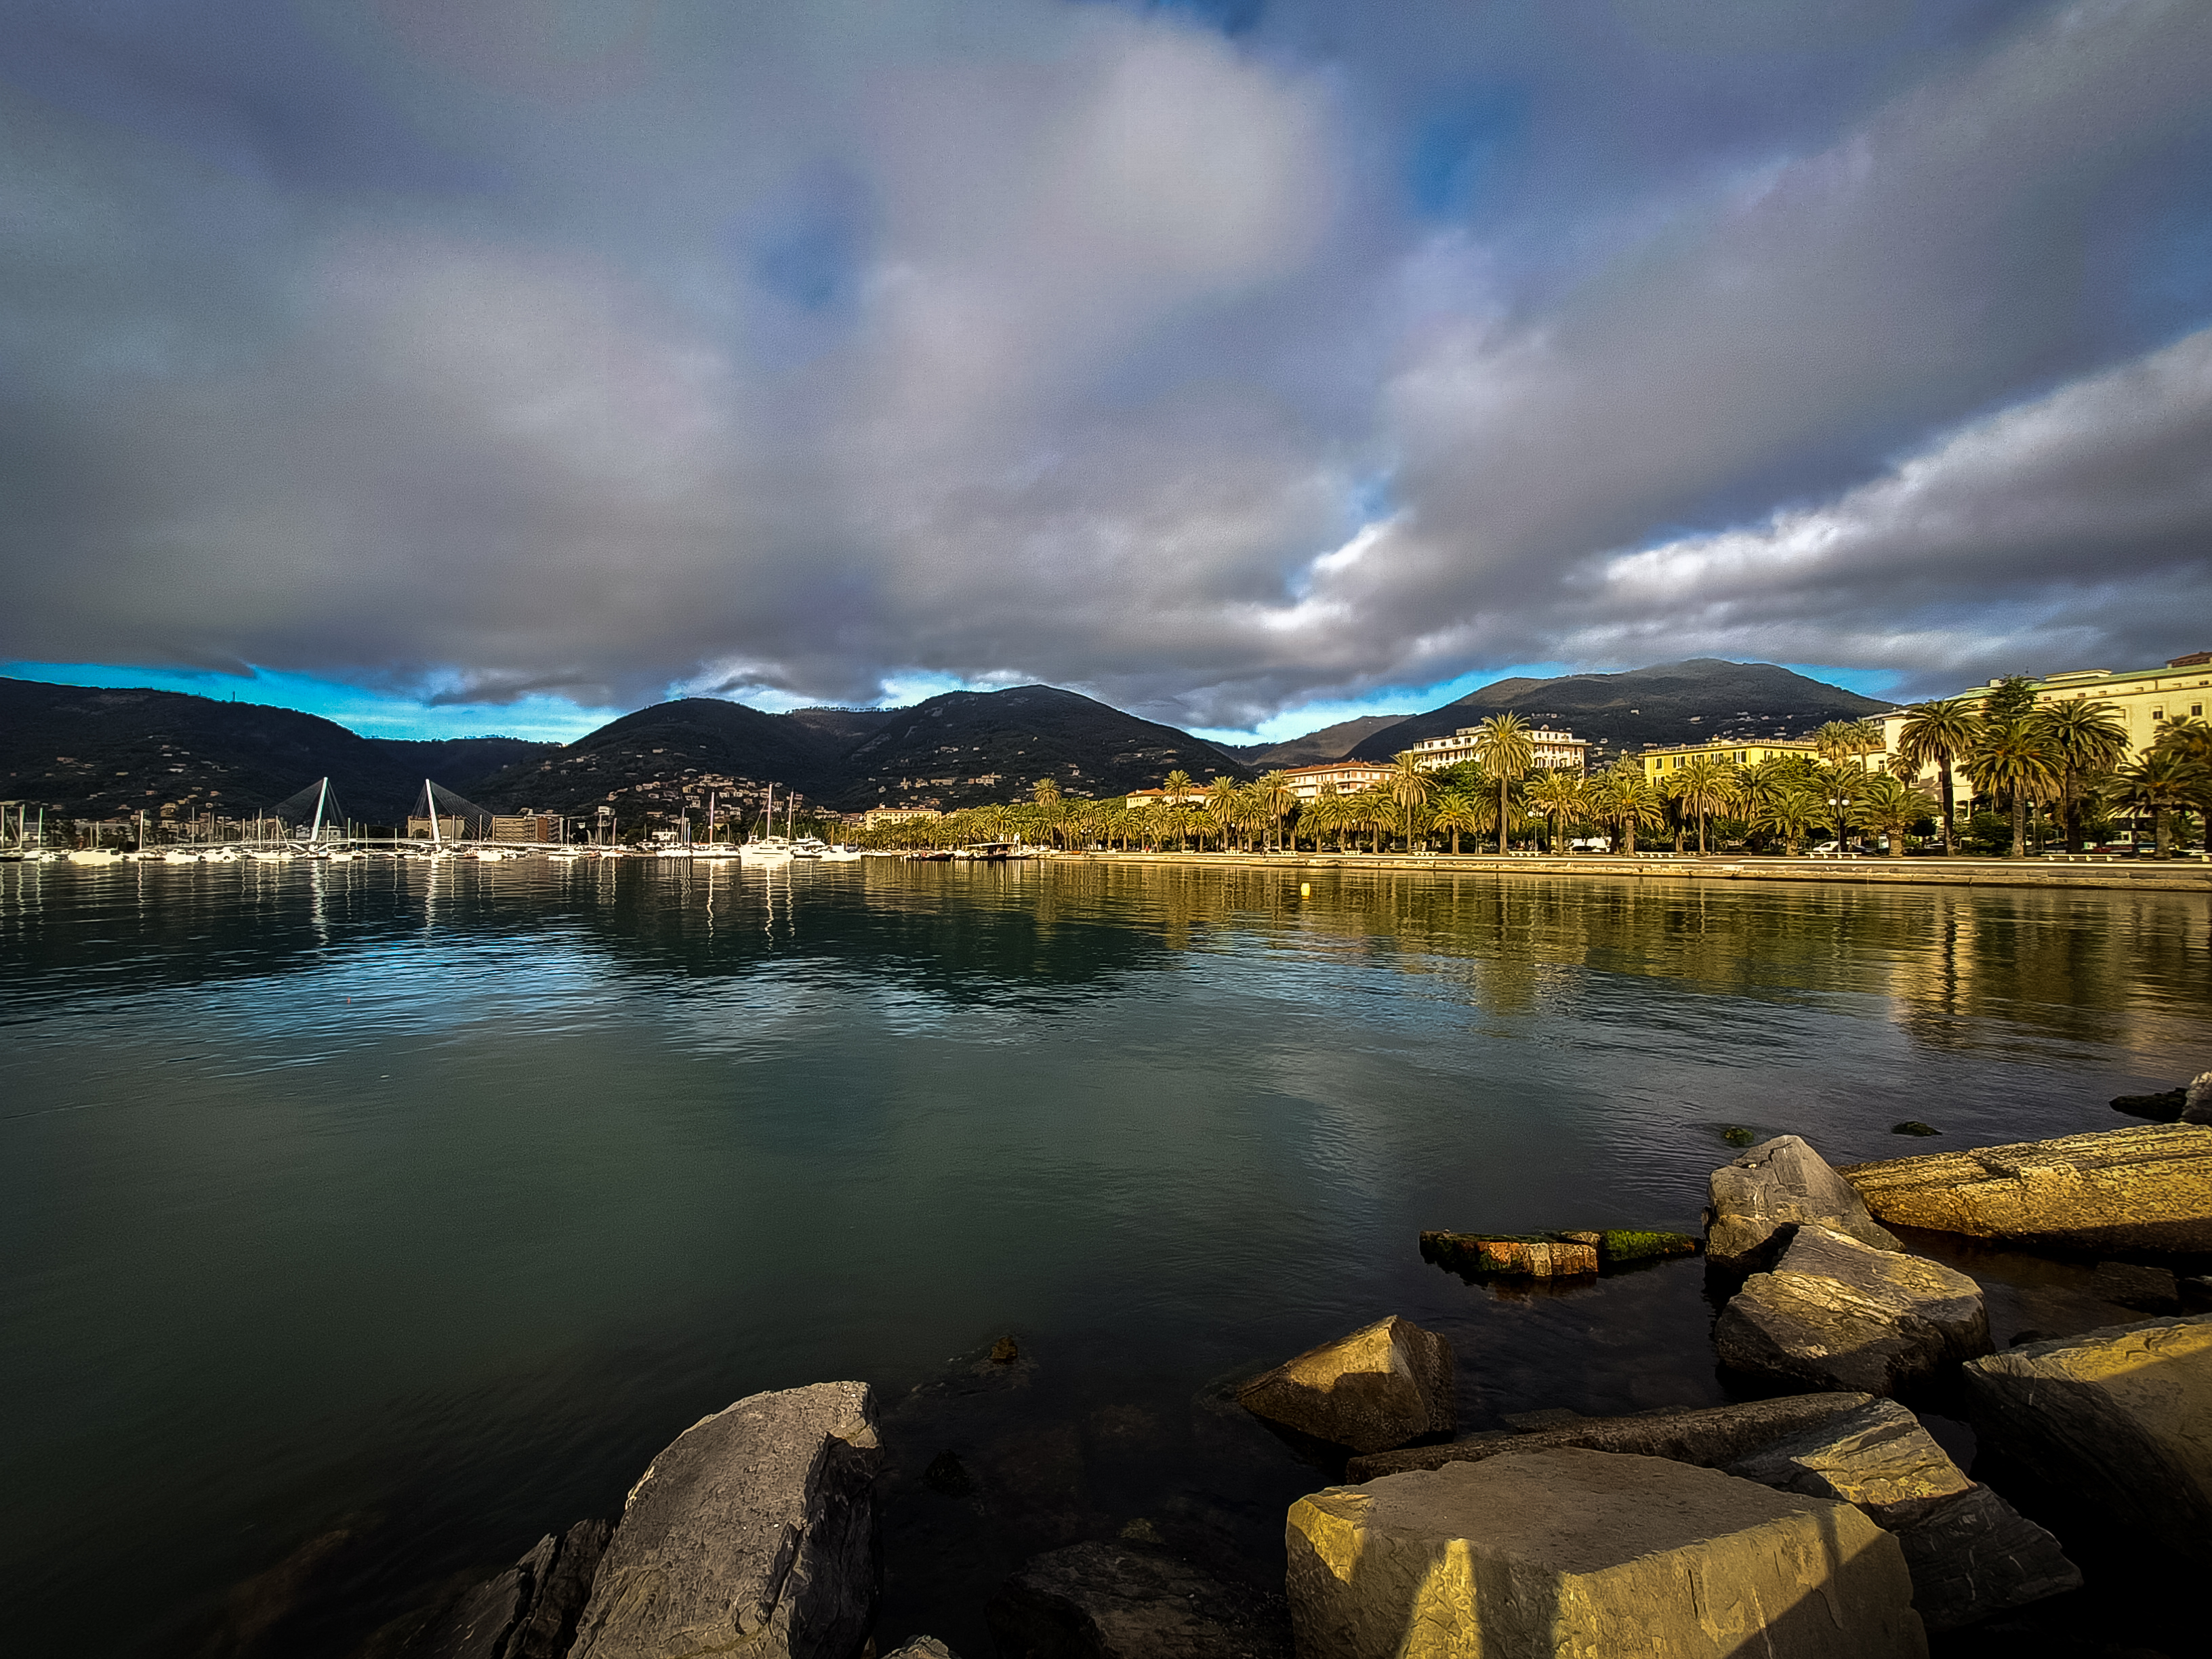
[1587,1229,1701,1267]
[1420,1231,1597,1278]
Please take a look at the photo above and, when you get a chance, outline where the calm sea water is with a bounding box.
[3,856,2207,1656]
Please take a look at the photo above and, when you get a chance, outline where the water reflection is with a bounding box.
[1,855,2206,1657]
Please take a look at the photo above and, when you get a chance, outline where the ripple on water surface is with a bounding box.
[1,856,2206,1655]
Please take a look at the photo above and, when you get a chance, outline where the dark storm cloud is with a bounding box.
[2,0,2208,727]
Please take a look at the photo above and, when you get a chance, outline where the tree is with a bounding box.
[2112,750,2195,857]
[1894,696,1979,855]
[1668,756,1740,855]
[1983,675,2040,722]
[1523,771,1584,853]
[1746,782,1824,855]
[1204,776,1241,851]
[1256,771,1297,853]
[2032,698,2129,852]
[1471,714,1536,854]
[1965,719,2061,858]
[1851,773,1936,857]
[1591,760,1664,854]
[1431,788,1483,855]
[1814,719,1887,775]
[2150,716,2212,853]
[1387,752,1439,853]
[1162,769,1193,799]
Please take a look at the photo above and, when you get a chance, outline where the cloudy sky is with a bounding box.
[3,0,2208,741]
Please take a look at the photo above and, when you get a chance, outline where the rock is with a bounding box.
[2092,1260,2181,1313]
[2112,1088,2187,1122]
[1722,1124,1757,1147]
[986,1540,1288,1658]
[1500,1408,1589,1432]
[1713,1225,1991,1395]
[1721,1396,1973,1525]
[567,1381,882,1659]
[1892,1121,1941,1136]
[1286,1448,1925,1659]
[503,1521,610,1659]
[1963,1315,2212,1562]
[990,1336,1020,1364]
[1347,1393,1870,1481]
[882,1641,960,1659]
[1554,1228,1702,1267]
[1721,1396,2077,1631]
[1887,1483,2084,1633]
[1705,1135,1900,1271]
[1838,1122,2212,1254]
[1235,1315,1454,1454]
[2185,1071,2212,1124]
[1420,1232,1597,1277]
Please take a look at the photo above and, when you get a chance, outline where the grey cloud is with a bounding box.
[1,0,2208,729]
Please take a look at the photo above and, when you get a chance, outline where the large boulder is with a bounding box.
[1963,1315,2212,1562]
[1713,1225,1990,1395]
[2184,1070,2212,1124]
[1839,1122,2212,1254]
[985,1540,1288,1658]
[1286,1448,1925,1659]
[1235,1315,1454,1454]
[567,1382,882,1659]
[1721,1398,2078,1631]
[1706,1135,1900,1271]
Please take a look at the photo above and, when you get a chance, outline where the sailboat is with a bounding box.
[739,783,794,863]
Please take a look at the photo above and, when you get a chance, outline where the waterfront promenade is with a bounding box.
[1076,848,2212,893]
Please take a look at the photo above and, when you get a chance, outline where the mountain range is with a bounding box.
[1344,659,1891,764]
[3,658,1896,823]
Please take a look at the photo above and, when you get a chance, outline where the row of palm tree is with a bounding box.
[856,700,2210,860]
[1891,682,2211,857]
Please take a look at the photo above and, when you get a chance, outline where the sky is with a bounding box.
[3,1,2208,743]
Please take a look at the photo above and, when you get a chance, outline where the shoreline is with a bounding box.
[1065,848,2212,893]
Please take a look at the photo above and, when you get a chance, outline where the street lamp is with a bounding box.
[1827,794,1853,853]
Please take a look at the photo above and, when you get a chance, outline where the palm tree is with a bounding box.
[1204,777,1240,851]
[1162,769,1193,800]
[1965,719,2061,858]
[1746,783,1825,855]
[2151,716,2212,853]
[1387,753,1438,853]
[2033,698,2129,852]
[1814,718,1887,775]
[2112,751,2195,858]
[1471,714,1536,854]
[1523,771,1584,853]
[1668,756,1740,855]
[1347,788,1394,854]
[1851,773,1936,856]
[1431,788,1483,855]
[1029,777,1065,849]
[1894,696,1979,855]
[1256,771,1298,853]
[1592,760,1664,854]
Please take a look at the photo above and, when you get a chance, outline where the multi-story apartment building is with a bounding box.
[1405,726,1589,773]
[1639,739,1818,781]
[863,805,943,829]
[1278,761,1397,802]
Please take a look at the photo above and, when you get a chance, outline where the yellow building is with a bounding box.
[863,805,942,829]
[1638,739,1817,782]
[1876,650,2211,793]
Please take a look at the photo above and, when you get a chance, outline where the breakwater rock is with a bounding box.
[1839,1122,2212,1254]
[1964,1315,2212,1564]
[1344,1392,2076,1635]
[1705,1134,1899,1272]
[567,1380,882,1659]
[1713,1224,1991,1396]
[1288,1448,1925,1659]
[1235,1315,1454,1454]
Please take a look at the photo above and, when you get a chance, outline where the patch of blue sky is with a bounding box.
[1094,0,1270,39]
[1777,663,1906,701]
[1,661,621,743]
[1406,85,1526,221]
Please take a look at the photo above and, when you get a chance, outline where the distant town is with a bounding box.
[4,652,2207,861]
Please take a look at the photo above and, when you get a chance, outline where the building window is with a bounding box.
[2194,704,2204,717]
[2152,708,2163,720]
